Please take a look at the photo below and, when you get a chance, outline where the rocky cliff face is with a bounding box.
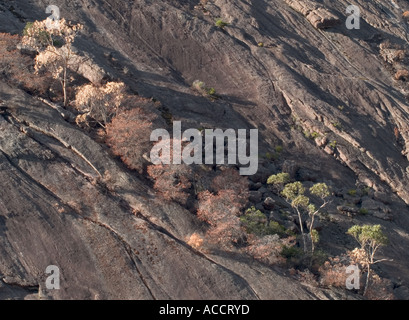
[1,0,409,299]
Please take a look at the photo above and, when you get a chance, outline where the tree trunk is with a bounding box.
[296,208,307,252]
[363,263,371,296]
[311,235,315,254]
[310,214,315,254]
[62,66,67,107]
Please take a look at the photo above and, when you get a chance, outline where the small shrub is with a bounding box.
[281,245,302,259]
[269,221,288,237]
[215,19,229,29]
[359,208,369,215]
[192,80,206,92]
[319,255,352,288]
[393,49,406,62]
[304,131,321,139]
[295,269,319,286]
[187,233,204,250]
[331,121,342,129]
[329,140,337,149]
[310,249,328,267]
[267,172,290,185]
[206,87,216,96]
[197,170,249,248]
[265,146,283,161]
[240,207,268,236]
[311,132,320,139]
[22,22,34,36]
[275,145,283,153]
[361,186,371,196]
[394,69,409,81]
[264,152,276,161]
[364,274,395,300]
[192,80,218,99]
[245,234,290,266]
[240,207,287,237]
[347,189,357,197]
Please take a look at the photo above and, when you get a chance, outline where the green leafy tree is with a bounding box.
[268,175,331,254]
[347,224,390,296]
[281,182,309,252]
[240,207,287,237]
[308,183,331,253]
[267,172,290,193]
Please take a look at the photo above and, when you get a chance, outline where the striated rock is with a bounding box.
[374,191,393,205]
[72,47,110,85]
[250,182,262,190]
[0,81,318,300]
[249,190,263,203]
[337,206,359,217]
[286,0,341,29]
[361,198,393,220]
[258,187,269,195]
[361,198,391,213]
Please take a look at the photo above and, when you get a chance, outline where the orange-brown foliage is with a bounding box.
[197,189,245,247]
[394,69,409,81]
[106,108,156,173]
[0,32,51,96]
[319,256,352,288]
[186,233,204,250]
[245,234,294,266]
[147,163,193,205]
[212,167,249,207]
[196,168,249,247]
[147,136,195,204]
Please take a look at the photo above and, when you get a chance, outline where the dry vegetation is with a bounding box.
[75,82,126,127]
[147,163,193,205]
[106,107,157,173]
[197,169,248,248]
[0,33,51,96]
